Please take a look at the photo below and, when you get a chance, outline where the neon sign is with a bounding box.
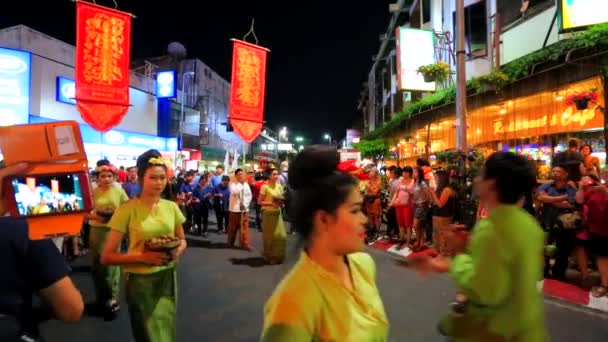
[155,70,176,98]
[0,47,31,126]
[56,77,77,105]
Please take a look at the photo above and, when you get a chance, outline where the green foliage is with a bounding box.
[363,23,608,141]
[352,139,389,159]
[477,70,510,91]
[417,61,451,82]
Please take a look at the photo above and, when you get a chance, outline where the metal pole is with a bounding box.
[455,0,467,150]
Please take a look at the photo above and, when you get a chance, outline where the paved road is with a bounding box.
[41,221,608,341]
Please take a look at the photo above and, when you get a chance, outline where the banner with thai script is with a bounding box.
[75,1,131,132]
[229,39,269,143]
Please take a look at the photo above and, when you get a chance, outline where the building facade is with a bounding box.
[362,0,607,170]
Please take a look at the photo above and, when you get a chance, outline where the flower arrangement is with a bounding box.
[417,61,451,83]
[476,70,510,92]
[566,89,599,110]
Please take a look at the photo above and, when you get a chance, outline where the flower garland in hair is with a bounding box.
[95,164,118,174]
[148,157,170,167]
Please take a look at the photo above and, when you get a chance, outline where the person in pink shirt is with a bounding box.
[391,166,415,248]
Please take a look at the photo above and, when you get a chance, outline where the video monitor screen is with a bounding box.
[11,173,87,216]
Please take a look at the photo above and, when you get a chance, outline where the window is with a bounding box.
[498,0,555,30]
[453,1,488,59]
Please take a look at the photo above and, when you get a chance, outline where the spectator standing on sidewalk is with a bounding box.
[252,172,268,232]
[385,166,401,239]
[122,166,141,199]
[415,152,546,341]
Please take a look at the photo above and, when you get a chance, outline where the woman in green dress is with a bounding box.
[88,162,128,320]
[101,150,187,342]
[261,146,389,341]
[258,168,286,264]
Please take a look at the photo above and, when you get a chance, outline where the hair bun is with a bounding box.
[289,145,339,190]
[136,149,162,172]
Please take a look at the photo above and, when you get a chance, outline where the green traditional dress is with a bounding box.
[108,198,186,342]
[89,186,128,306]
[261,252,389,341]
[444,205,547,341]
[260,183,286,264]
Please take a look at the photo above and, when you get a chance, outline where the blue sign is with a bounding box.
[28,115,178,151]
[56,77,76,105]
[0,47,31,126]
[155,71,176,98]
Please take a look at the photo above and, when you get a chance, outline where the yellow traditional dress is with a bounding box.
[262,252,389,341]
[108,198,186,342]
[89,186,128,307]
[260,183,286,264]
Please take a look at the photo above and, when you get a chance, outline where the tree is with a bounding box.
[352,139,389,160]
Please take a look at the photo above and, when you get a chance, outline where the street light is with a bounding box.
[295,136,304,142]
[279,127,288,142]
[324,133,331,145]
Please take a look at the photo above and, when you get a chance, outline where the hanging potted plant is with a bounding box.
[566,89,599,110]
[417,61,450,83]
[476,70,510,93]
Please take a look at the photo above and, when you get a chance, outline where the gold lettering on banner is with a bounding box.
[83,14,126,85]
[235,47,262,107]
[493,107,596,135]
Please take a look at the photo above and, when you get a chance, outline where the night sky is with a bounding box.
[2,0,394,143]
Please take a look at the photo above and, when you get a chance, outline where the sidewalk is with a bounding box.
[369,238,608,314]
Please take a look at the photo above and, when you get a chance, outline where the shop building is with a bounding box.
[360,1,607,171]
[0,25,179,167]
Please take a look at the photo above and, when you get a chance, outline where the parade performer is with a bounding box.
[414,152,546,341]
[88,162,128,320]
[101,150,187,342]
[261,146,388,341]
[258,168,286,264]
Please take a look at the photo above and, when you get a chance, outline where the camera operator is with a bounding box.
[0,162,83,341]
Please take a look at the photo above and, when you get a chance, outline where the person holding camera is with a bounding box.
[0,162,83,341]
[88,162,129,320]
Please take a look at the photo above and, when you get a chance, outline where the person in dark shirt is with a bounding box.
[0,162,83,341]
[122,166,141,199]
[192,173,214,237]
[212,176,231,233]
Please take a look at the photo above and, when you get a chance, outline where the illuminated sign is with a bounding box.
[56,77,76,105]
[493,107,597,135]
[0,47,31,126]
[278,143,293,151]
[560,0,608,32]
[155,70,176,98]
[396,28,435,92]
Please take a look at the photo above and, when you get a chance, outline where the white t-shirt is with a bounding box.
[228,182,252,213]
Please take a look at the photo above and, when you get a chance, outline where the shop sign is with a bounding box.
[0,47,31,126]
[155,70,176,99]
[56,77,76,105]
[228,39,269,143]
[493,107,598,135]
[559,0,608,32]
[277,143,293,151]
[166,138,178,151]
[396,27,435,92]
[75,1,132,132]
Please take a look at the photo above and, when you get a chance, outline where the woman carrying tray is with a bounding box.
[101,149,187,342]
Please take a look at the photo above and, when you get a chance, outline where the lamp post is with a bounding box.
[179,71,195,150]
[324,133,331,145]
[295,136,304,143]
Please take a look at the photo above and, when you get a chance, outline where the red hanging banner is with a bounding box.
[229,39,269,143]
[75,1,131,132]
